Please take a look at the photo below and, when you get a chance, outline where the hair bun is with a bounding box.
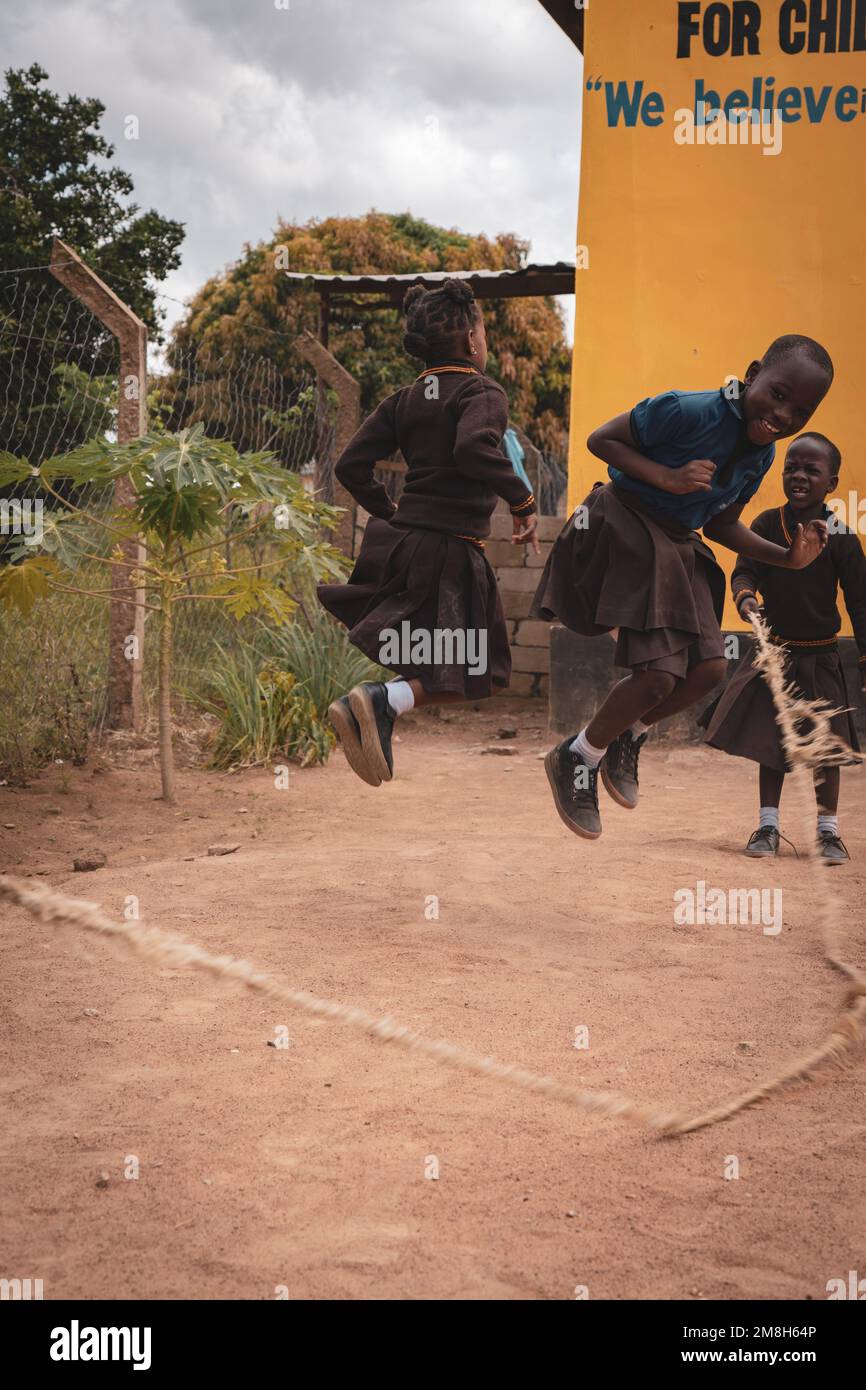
[440,278,475,306]
[402,284,427,314]
[401,277,479,364]
[402,330,428,360]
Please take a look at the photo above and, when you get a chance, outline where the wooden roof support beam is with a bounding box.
[536,0,584,52]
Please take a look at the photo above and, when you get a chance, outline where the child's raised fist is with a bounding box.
[663,458,716,494]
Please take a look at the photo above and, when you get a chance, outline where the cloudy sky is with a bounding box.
[3,0,583,339]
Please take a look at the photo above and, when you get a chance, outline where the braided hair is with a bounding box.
[402,278,481,362]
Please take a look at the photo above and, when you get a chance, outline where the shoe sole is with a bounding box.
[348,685,394,784]
[744,847,777,858]
[600,762,637,810]
[328,700,381,787]
[544,749,601,840]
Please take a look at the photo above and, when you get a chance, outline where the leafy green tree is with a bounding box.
[158,212,571,458]
[0,64,184,464]
[0,429,344,803]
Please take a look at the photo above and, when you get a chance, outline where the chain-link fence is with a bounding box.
[0,266,117,779]
[145,345,334,702]
[0,262,334,779]
[0,256,567,781]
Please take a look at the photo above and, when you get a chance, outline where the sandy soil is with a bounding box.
[2,701,864,1301]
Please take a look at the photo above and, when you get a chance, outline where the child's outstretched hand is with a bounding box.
[786,518,828,569]
[512,514,540,554]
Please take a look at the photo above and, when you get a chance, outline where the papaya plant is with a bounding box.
[0,425,346,802]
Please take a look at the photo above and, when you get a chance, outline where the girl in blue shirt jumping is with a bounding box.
[532,334,834,839]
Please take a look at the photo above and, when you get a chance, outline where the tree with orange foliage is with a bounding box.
[156,211,570,461]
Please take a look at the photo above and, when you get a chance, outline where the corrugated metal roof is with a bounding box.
[281,263,575,300]
[283,263,571,284]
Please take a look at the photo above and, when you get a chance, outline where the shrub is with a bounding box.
[197,611,385,770]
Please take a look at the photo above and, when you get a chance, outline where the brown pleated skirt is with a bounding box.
[700,642,860,772]
[531,482,727,677]
[317,517,510,699]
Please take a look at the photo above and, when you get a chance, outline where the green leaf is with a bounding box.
[0,555,60,615]
[134,483,223,542]
[0,452,34,486]
[207,573,297,622]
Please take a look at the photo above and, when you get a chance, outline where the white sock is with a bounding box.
[385,679,415,718]
[569,727,607,768]
[759,806,780,830]
[631,719,650,738]
[817,814,838,835]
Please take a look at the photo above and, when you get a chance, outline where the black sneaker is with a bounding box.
[601,729,647,809]
[544,737,601,840]
[348,682,396,783]
[817,830,850,865]
[328,694,381,787]
[745,825,780,858]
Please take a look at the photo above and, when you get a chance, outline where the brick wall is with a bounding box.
[485,506,563,697]
[352,503,566,698]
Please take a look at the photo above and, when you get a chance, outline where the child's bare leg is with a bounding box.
[585,670,678,747]
[639,657,727,727]
[814,764,840,815]
[759,765,786,808]
[408,682,469,710]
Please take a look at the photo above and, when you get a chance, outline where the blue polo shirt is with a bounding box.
[609,387,775,531]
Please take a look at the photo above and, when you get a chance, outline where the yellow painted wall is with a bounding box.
[571,0,865,630]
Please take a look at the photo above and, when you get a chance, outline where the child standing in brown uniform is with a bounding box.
[318,280,538,786]
[531,335,835,839]
[702,432,866,863]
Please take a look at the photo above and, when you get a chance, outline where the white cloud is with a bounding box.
[2,0,581,341]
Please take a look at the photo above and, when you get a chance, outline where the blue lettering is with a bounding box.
[695,78,721,119]
[803,85,832,121]
[724,89,749,116]
[642,92,665,126]
[604,81,649,127]
[777,87,802,121]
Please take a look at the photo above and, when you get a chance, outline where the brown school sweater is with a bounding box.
[732,504,866,659]
[334,360,536,541]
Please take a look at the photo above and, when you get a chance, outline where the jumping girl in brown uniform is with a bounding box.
[318,279,538,785]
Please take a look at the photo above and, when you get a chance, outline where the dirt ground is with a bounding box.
[2,700,865,1302]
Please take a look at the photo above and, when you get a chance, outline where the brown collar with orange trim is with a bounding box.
[414,365,480,381]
